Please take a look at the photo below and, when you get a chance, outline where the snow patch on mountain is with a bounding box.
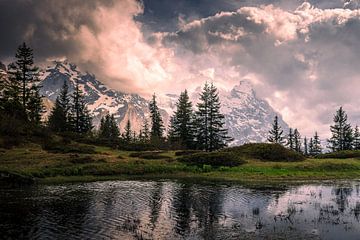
[39,60,153,132]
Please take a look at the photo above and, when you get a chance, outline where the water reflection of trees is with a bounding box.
[171,183,224,239]
[332,187,353,212]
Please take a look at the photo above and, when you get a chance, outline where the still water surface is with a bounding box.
[1,180,360,239]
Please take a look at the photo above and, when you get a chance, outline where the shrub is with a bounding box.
[0,136,22,149]
[69,155,96,164]
[129,151,170,160]
[179,152,245,167]
[175,150,202,156]
[118,142,158,151]
[315,150,360,159]
[43,141,96,154]
[224,143,305,162]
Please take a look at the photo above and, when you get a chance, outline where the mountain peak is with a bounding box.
[232,80,254,95]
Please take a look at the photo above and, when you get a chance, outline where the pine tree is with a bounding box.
[293,128,301,153]
[48,81,70,132]
[27,85,43,125]
[309,137,314,156]
[287,128,294,150]
[312,132,322,155]
[304,137,308,156]
[195,82,231,151]
[5,43,42,122]
[69,80,92,134]
[149,93,164,141]
[139,119,150,143]
[7,43,39,108]
[328,107,353,151]
[268,115,286,145]
[168,90,195,149]
[353,125,360,150]
[98,113,119,140]
[123,119,133,143]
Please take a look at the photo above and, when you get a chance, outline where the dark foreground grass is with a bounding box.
[1,143,360,184]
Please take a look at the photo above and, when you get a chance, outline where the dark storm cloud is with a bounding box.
[0,0,115,61]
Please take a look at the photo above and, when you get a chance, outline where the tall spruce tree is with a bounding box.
[168,90,195,149]
[195,82,231,151]
[353,125,360,150]
[149,93,164,141]
[309,137,314,156]
[328,107,353,151]
[139,119,150,143]
[99,113,119,140]
[70,80,92,134]
[294,128,301,153]
[48,81,70,132]
[123,119,133,143]
[312,132,322,155]
[268,115,286,145]
[7,43,39,108]
[6,43,42,123]
[287,128,294,150]
[27,85,43,125]
[304,137,308,156]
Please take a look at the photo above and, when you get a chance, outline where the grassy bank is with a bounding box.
[1,143,360,185]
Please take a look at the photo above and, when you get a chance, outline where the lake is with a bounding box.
[1,180,360,239]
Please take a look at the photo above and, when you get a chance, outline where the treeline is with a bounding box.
[267,106,360,155]
[0,43,231,152]
[94,83,232,151]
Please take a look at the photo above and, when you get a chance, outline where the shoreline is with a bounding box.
[2,144,360,187]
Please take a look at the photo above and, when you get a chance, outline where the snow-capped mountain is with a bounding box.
[159,81,289,146]
[219,81,288,145]
[39,60,288,145]
[39,60,157,132]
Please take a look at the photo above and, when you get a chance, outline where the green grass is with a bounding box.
[1,143,360,184]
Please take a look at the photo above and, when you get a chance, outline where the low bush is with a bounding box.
[224,143,305,162]
[69,155,96,164]
[315,150,360,159]
[129,151,170,160]
[118,142,158,151]
[43,141,96,154]
[175,150,201,156]
[0,136,22,149]
[179,151,245,167]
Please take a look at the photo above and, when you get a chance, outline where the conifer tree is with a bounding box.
[312,132,322,155]
[98,113,119,140]
[168,90,195,149]
[7,43,39,108]
[109,115,120,139]
[149,93,164,141]
[5,43,43,122]
[304,137,308,156]
[48,81,70,132]
[328,107,353,151]
[195,82,231,151]
[139,119,150,143]
[70,80,92,134]
[287,128,294,150]
[123,119,133,143]
[353,125,360,150]
[268,115,286,145]
[309,137,314,156]
[294,128,302,153]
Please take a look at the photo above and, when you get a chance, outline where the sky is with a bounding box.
[1,0,360,138]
